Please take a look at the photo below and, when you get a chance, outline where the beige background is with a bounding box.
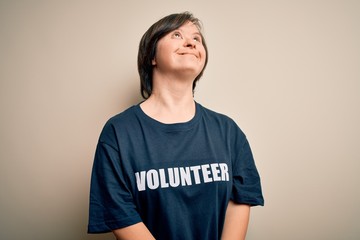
[1,0,359,239]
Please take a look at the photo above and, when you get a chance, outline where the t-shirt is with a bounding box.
[88,102,264,240]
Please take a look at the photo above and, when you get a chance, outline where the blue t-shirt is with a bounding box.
[88,102,264,239]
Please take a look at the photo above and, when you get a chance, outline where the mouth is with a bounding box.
[178,52,198,58]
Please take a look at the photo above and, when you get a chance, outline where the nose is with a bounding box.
[184,37,195,48]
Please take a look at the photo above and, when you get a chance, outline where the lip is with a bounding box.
[178,52,199,58]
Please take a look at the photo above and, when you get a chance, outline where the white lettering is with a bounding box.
[210,163,221,181]
[147,169,159,189]
[135,171,146,191]
[180,167,192,186]
[159,169,169,188]
[134,163,229,191]
[168,167,180,187]
[201,164,213,183]
[219,163,229,181]
[190,165,201,184]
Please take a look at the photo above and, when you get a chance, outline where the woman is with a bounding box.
[88,12,264,240]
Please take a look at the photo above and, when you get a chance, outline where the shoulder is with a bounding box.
[106,105,138,127]
[198,104,246,138]
[98,105,138,144]
[198,103,241,130]
[199,104,231,120]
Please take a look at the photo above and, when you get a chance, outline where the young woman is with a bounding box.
[88,12,264,240]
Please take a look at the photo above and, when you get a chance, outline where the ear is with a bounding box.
[152,58,156,66]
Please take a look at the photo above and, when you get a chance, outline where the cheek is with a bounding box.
[199,47,207,64]
[153,42,170,64]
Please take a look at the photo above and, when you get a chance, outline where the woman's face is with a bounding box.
[152,21,207,79]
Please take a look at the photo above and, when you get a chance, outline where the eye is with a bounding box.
[193,36,201,43]
[173,32,182,39]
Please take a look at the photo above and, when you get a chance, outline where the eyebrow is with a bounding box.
[174,28,202,38]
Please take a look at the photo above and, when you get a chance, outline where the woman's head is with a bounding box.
[138,12,208,99]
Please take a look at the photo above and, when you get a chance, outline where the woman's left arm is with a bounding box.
[221,201,250,240]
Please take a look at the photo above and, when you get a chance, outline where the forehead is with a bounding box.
[176,21,201,34]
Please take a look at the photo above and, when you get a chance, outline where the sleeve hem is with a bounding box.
[88,215,142,234]
[230,196,265,207]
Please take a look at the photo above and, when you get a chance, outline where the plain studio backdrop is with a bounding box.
[0,0,359,239]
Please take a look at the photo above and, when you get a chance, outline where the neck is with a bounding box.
[140,78,196,124]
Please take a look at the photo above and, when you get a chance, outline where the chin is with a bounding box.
[180,66,201,74]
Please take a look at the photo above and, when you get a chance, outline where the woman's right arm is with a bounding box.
[112,222,155,240]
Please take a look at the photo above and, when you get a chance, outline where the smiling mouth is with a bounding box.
[179,52,198,58]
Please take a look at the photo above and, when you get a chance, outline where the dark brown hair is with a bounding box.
[138,12,208,99]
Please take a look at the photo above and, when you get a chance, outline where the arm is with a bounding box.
[112,222,155,240]
[221,201,250,240]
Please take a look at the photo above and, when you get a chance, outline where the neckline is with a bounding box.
[134,101,202,132]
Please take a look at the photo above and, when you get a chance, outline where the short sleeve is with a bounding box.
[230,128,264,206]
[88,123,142,233]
